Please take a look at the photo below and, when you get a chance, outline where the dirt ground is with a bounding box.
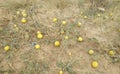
[0,0,120,74]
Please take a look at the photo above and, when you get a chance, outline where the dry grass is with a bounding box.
[0,0,120,74]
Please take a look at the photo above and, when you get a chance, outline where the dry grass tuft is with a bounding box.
[0,0,33,10]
